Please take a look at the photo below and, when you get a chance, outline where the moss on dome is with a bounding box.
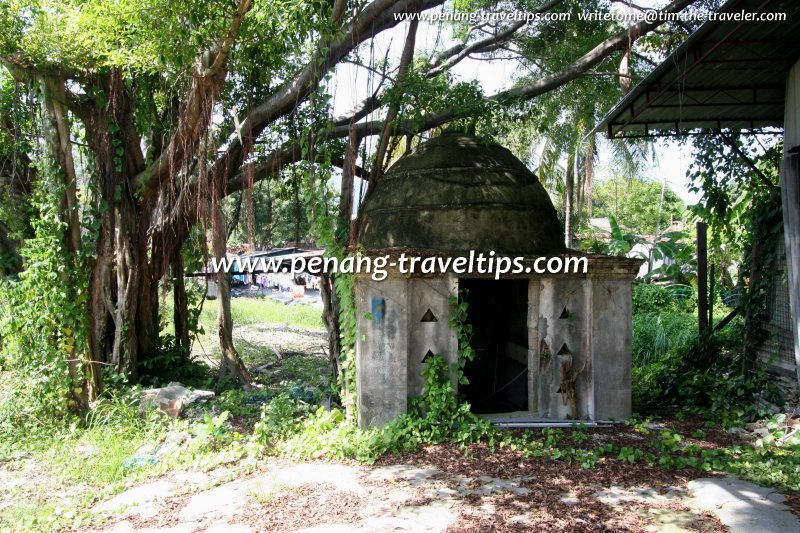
[357,132,566,255]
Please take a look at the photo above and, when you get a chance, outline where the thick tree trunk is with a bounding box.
[89,217,116,371]
[78,71,164,378]
[320,272,341,380]
[212,205,254,387]
[172,253,191,352]
[97,188,163,376]
[111,216,139,374]
[136,257,160,359]
[320,127,359,382]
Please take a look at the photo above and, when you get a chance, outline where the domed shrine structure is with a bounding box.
[354,133,641,428]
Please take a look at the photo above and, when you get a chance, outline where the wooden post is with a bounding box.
[708,263,715,330]
[697,222,708,336]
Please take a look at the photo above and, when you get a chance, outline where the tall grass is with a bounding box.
[632,312,697,367]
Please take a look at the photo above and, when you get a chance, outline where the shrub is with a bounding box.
[632,282,697,314]
[248,354,495,463]
[632,321,758,424]
[633,283,675,313]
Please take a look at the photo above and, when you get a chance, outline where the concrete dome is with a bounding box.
[357,132,565,255]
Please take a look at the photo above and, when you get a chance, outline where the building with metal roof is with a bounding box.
[597,0,799,138]
[596,0,800,385]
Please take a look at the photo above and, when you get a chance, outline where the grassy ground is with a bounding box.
[196,296,326,372]
[0,407,165,530]
[196,295,324,330]
[160,286,324,336]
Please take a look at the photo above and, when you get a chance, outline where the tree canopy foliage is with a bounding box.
[593,175,686,236]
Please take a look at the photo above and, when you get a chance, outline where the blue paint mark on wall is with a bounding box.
[371,297,386,323]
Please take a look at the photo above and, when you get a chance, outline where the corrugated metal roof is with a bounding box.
[595,0,800,138]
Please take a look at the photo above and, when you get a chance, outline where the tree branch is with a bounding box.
[167,0,698,249]
[425,0,563,77]
[132,0,253,192]
[370,1,420,183]
[412,0,698,130]
[204,0,446,193]
[499,0,696,101]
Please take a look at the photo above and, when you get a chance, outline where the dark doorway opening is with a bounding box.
[459,278,529,414]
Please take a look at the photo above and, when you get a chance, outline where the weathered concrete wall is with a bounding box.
[531,276,632,421]
[355,267,635,427]
[356,278,409,428]
[534,278,592,419]
[590,279,633,420]
[407,276,458,398]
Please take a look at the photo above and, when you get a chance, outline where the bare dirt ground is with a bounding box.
[194,322,329,372]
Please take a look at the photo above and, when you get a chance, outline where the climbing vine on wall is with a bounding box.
[448,290,476,386]
[740,191,784,359]
[687,134,783,372]
[334,274,358,418]
[404,289,492,443]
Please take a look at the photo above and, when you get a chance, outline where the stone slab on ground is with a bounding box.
[359,499,454,532]
[263,463,368,494]
[104,522,200,533]
[179,479,254,523]
[687,476,800,532]
[97,481,176,519]
[642,508,706,533]
[595,485,685,507]
[205,523,253,533]
[595,475,800,533]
